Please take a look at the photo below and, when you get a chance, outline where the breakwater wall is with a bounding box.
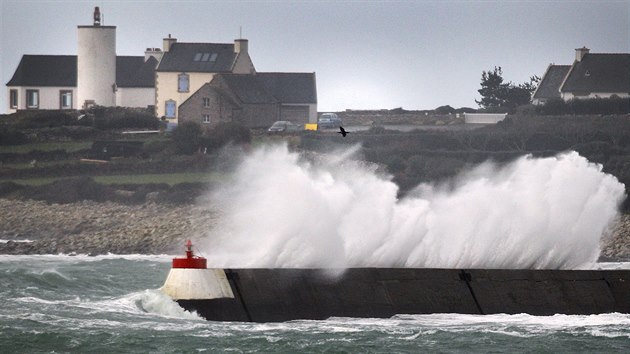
[179,268,630,322]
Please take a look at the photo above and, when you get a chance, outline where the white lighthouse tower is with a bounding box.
[77,6,116,108]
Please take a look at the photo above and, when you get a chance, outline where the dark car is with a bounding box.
[267,121,302,133]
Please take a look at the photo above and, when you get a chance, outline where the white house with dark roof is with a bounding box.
[532,47,630,105]
[6,7,157,113]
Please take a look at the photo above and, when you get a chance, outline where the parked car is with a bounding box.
[317,113,342,129]
[267,121,302,133]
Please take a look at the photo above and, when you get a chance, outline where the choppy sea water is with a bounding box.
[2,255,630,353]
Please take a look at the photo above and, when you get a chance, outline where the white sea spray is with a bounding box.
[199,144,625,269]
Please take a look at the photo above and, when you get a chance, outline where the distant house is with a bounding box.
[154,37,256,122]
[6,6,318,124]
[532,47,630,105]
[6,7,158,112]
[6,55,157,112]
[178,72,317,129]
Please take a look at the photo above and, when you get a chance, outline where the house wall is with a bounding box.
[561,92,630,101]
[178,84,279,129]
[464,113,507,124]
[155,72,216,120]
[7,86,77,112]
[308,103,318,123]
[232,52,256,74]
[116,87,155,108]
[236,104,279,128]
[179,85,235,129]
[279,104,310,124]
[279,103,318,123]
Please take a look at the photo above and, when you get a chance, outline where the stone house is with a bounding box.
[532,47,630,105]
[178,73,317,129]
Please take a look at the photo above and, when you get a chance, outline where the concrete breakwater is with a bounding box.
[1,198,630,260]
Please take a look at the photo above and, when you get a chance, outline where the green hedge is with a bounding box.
[536,97,630,115]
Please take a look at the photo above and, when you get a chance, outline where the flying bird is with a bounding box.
[337,126,349,137]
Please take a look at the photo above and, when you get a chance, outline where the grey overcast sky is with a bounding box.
[1,0,629,114]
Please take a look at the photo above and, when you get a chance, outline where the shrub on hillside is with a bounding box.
[536,97,630,115]
[0,127,28,145]
[142,139,170,156]
[27,177,114,204]
[156,182,206,204]
[0,182,24,198]
[203,122,252,151]
[13,110,84,129]
[171,121,203,155]
[92,107,160,130]
[30,126,100,141]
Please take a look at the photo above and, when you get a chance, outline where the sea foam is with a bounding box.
[199,144,625,269]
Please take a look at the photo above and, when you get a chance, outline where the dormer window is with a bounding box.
[193,53,218,62]
[178,73,189,92]
[585,70,591,77]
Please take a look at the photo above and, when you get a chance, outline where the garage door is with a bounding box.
[280,105,309,124]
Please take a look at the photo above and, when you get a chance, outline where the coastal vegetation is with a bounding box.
[1,106,630,209]
[1,105,630,257]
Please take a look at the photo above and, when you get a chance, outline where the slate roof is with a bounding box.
[7,55,77,87]
[208,73,317,105]
[218,74,278,104]
[561,54,630,94]
[116,56,157,88]
[257,72,317,104]
[156,43,236,73]
[532,65,571,100]
[7,55,157,88]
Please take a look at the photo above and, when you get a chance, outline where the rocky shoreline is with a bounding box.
[0,199,218,255]
[2,198,630,261]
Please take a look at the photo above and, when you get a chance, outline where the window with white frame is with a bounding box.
[60,90,72,109]
[26,90,39,109]
[203,97,210,108]
[165,100,177,118]
[178,73,189,92]
[202,114,211,124]
[9,89,18,109]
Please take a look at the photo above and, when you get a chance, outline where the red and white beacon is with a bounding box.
[161,240,234,301]
[172,240,207,269]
